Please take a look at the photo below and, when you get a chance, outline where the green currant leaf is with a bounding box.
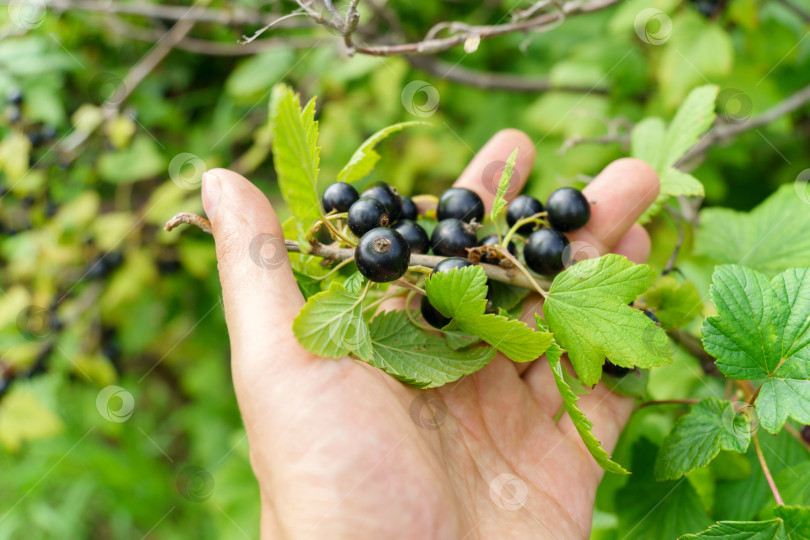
[702,265,810,433]
[632,85,716,222]
[695,185,810,276]
[661,84,718,170]
[537,316,628,474]
[489,147,518,222]
[425,266,552,362]
[775,506,810,538]
[630,117,666,170]
[270,85,322,238]
[292,274,372,361]
[543,254,671,386]
[338,121,428,184]
[654,398,751,481]
[617,438,712,539]
[367,311,496,388]
[679,519,787,539]
[641,276,703,329]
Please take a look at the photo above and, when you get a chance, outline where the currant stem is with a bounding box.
[753,433,784,506]
[311,257,356,281]
[501,211,549,248]
[496,247,548,299]
[164,212,552,291]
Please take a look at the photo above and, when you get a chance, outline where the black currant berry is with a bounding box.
[477,234,517,265]
[322,182,359,213]
[393,219,429,254]
[421,296,450,329]
[361,182,402,222]
[430,218,477,258]
[801,425,810,444]
[546,187,590,232]
[7,89,22,105]
[437,187,484,223]
[348,198,389,237]
[602,360,634,377]
[524,228,569,275]
[421,257,474,328]
[400,196,418,220]
[643,309,660,325]
[506,195,544,235]
[431,256,474,275]
[354,228,410,283]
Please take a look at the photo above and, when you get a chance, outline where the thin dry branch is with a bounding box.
[677,83,810,168]
[164,213,551,291]
[351,0,622,56]
[407,56,607,94]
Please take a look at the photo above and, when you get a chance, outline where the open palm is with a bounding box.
[200,130,659,539]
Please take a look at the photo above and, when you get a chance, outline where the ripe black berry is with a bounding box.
[437,187,484,223]
[421,257,474,328]
[348,198,389,237]
[431,256,474,275]
[355,228,410,283]
[524,228,569,275]
[644,309,659,325]
[477,234,517,265]
[361,182,402,222]
[801,425,810,444]
[322,182,359,213]
[400,196,418,220]
[602,360,634,377]
[506,195,544,235]
[393,219,429,254]
[431,218,477,258]
[546,187,590,232]
[7,89,22,105]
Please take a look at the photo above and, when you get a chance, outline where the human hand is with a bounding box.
[200,129,660,539]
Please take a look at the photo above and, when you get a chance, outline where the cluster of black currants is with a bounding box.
[321,180,594,329]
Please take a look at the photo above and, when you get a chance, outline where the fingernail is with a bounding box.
[202,171,221,219]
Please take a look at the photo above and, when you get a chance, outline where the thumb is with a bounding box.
[201,168,309,379]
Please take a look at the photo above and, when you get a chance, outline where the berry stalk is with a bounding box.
[165,212,551,291]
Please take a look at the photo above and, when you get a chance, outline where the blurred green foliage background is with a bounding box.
[1,0,809,537]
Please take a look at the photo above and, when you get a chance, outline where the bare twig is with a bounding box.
[350,0,622,56]
[668,329,722,376]
[774,0,810,23]
[638,399,700,409]
[240,10,308,44]
[59,11,197,159]
[662,207,685,275]
[677,83,810,168]
[3,0,301,27]
[165,212,552,290]
[407,55,607,94]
